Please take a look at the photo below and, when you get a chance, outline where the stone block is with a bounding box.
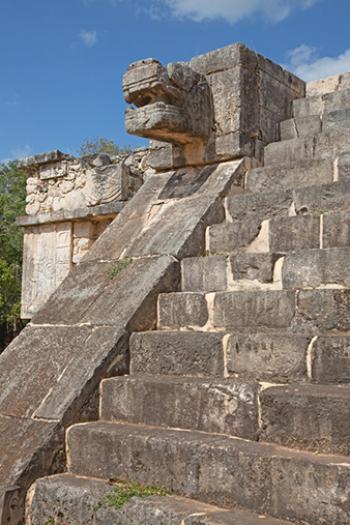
[269,215,320,253]
[130,331,226,378]
[282,248,350,289]
[323,88,350,112]
[260,384,350,455]
[181,256,228,292]
[324,108,350,132]
[0,485,22,525]
[226,333,308,382]
[294,290,350,333]
[311,336,350,383]
[264,129,350,167]
[323,210,350,248]
[294,180,350,215]
[67,421,350,525]
[26,474,121,525]
[292,95,323,118]
[282,115,322,140]
[100,376,259,438]
[157,292,208,329]
[211,291,295,331]
[245,160,334,193]
[230,253,278,283]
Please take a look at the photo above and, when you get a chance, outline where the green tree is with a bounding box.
[0,162,27,351]
[78,137,131,157]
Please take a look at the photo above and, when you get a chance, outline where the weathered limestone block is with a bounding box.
[280,115,321,140]
[294,290,350,333]
[130,331,226,378]
[282,248,350,289]
[181,256,228,292]
[211,291,295,331]
[260,384,350,455]
[158,292,208,329]
[245,159,334,193]
[294,180,350,215]
[230,253,278,283]
[269,215,320,253]
[323,210,350,247]
[67,422,350,525]
[226,333,308,382]
[311,336,350,383]
[26,474,120,525]
[101,376,259,438]
[264,129,350,167]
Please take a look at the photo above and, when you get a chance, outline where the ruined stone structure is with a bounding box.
[17,149,150,317]
[2,42,350,524]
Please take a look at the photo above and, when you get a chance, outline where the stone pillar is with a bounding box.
[17,149,150,318]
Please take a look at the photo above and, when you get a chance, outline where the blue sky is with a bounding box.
[0,0,349,162]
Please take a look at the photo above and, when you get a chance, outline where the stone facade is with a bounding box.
[18,149,151,317]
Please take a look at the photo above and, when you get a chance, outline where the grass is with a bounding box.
[44,519,54,525]
[108,258,132,278]
[102,480,170,510]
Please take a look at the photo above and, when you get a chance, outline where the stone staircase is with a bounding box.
[24,78,350,524]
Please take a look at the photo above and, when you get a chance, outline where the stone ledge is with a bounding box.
[18,149,72,168]
[16,201,125,227]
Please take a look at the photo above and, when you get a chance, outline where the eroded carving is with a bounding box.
[123,59,213,145]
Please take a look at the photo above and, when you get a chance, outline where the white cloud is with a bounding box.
[79,29,98,47]
[157,0,318,23]
[287,45,350,81]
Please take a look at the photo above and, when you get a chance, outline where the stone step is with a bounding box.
[293,87,350,118]
[100,375,259,439]
[264,129,350,168]
[209,201,350,256]
[129,330,309,383]
[181,254,279,292]
[208,180,350,255]
[282,247,350,289]
[157,289,350,334]
[67,421,350,525]
[129,330,226,378]
[130,330,350,385]
[246,153,350,194]
[260,384,350,455]
[27,473,293,525]
[281,109,350,141]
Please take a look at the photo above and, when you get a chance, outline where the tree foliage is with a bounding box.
[0,162,27,351]
[78,137,131,157]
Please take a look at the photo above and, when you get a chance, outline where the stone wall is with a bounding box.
[18,148,152,318]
